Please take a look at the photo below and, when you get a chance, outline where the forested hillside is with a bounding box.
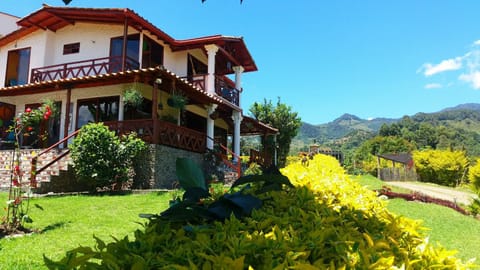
[292,103,480,158]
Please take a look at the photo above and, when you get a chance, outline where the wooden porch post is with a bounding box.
[152,79,159,144]
[121,15,128,72]
[377,156,381,179]
[63,88,71,148]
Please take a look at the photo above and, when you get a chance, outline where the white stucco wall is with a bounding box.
[0,20,209,87]
[0,12,19,37]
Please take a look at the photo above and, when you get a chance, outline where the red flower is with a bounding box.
[25,107,32,113]
[27,126,33,132]
[43,114,49,120]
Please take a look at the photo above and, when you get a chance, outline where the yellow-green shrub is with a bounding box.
[469,158,480,190]
[46,154,469,269]
[413,149,469,187]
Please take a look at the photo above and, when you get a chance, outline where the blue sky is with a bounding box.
[3,1,480,124]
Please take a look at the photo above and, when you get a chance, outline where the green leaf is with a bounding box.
[93,235,106,251]
[183,187,210,202]
[176,158,206,190]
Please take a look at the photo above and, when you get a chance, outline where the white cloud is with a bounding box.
[421,57,462,76]
[424,83,442,89]
[459,71,480,89]
[473,40,480,46]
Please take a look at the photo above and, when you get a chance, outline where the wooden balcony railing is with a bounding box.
[104,119,206,153]
[30,56,140,83]
[215,75,240,106]
[181,74,241,106]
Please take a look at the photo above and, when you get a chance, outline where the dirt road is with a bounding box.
[386,181,478,206]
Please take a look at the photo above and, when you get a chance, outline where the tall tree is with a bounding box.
[250,98,302,168]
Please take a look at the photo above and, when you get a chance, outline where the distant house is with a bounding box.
[376,153,416,181]
[0,5,277,190]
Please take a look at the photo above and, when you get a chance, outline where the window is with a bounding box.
[63,42,80,55]
[110,34,140,72]
[5,47,31,86]
[142,36,163,68]
[187,54,208,77]
[76,96,119,129]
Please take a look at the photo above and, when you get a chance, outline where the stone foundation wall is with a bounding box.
[35,144,204,193]
[133,144,203,189]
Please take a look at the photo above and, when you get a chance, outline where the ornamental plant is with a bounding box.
[45,154,470,269]
[413,149,469,187]
[2,101,54,234]
[69,123,146,191]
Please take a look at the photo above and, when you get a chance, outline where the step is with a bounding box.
[0,148,71,186]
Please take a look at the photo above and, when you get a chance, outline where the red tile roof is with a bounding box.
[0,5,257,72]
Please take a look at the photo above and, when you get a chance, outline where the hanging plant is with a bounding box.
[123,87,144,109]
[167,93,187,110]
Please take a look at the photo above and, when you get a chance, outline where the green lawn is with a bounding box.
[354,174,480,262]
[0,192,170,269]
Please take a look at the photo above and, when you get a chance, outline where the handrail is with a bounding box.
[30,56,140,83]
[30,129,80,188]
[206,135,242,178]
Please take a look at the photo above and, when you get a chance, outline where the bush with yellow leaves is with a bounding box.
[46,154,470,269]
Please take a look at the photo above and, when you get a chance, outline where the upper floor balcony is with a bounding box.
[182,74,241,106]
[30,56,139,83]
[26,56,241,107]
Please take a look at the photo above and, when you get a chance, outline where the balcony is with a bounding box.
[30,56,140,83]
[104,119,206,153]
[182,74,241,106]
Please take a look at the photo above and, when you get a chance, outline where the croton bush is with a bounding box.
[45,155,469,269]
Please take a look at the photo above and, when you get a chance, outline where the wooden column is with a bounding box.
[121,16,128,72]
[152,80,159,144]
[63,88,71,148]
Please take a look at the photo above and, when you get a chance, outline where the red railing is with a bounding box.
[207,135,242,178]
[30,56,140,83]
[104,119,155,142]
[215,75,240,106]
[181,74,241,106]
[30,129,80,188]
[182,74,207,90]
[104,119,206,153]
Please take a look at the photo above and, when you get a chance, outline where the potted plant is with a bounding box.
[123,87,144,109]
[167,93,187,110]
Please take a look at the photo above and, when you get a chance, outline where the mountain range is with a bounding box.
[292,103,480,152]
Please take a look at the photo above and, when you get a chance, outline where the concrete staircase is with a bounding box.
[0,148,70,190]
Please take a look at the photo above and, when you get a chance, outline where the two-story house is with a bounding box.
[0,5,277,189]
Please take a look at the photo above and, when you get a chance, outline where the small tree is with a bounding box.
[69,123,146,191]
[249,98,302,168]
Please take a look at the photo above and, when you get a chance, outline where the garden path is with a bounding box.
[386,181,478,206]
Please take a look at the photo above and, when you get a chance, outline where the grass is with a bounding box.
[0,192,171,269]
[354,174,480,262]
[387,198,480,262]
